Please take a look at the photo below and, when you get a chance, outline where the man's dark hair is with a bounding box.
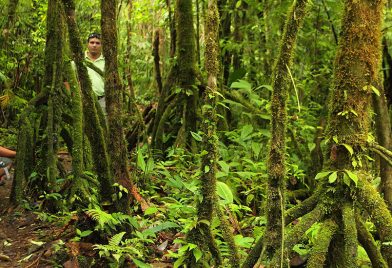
[87,33,101,42]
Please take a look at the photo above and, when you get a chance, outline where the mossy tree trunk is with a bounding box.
[10,114,33,205]
[101,0,133,213]
[165,0,176,58]
[246,0,392,267]
[218,0,233,87]
[373,85,392,210]
[151,0,197,153]
[62,0,113,203]
[186,0,239,266]
[10,0,64,207]
[45,0,64,192]
[1,0,19,49]
[252,0,309,265]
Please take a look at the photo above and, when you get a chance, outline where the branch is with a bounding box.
[369,142,392,160]
[369,147,392,168]
[285,187,321,224]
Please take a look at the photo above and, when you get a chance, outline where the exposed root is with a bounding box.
[307,219,337,267]
[356,213,388,268]
[342,202,357,267]
[356,174,392,266]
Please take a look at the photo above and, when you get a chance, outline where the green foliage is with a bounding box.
[0,0,373,266]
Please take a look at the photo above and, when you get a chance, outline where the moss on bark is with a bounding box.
[356,213,388,268]
[307,219,337,268]
[151,0,198,152]
[264,0,309,260]
[356,173,392,266]
[342,202,357,267]
[62,0,113,202]
[101,0,132,213]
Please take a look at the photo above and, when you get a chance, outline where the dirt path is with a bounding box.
[0,178,53,268]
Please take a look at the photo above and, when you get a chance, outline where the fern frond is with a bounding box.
[86,208,118,229]
[109,232,126,247]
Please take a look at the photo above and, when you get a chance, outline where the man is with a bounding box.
[85,33,106,113]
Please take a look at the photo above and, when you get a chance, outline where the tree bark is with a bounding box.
[101,0,133,213]
[62,0,113,202]
[373,85,392,210]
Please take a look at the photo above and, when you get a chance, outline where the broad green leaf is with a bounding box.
[251,142,262,158]
[240,124,254,140]
[234,235,254,248]
[80,230,93,237]
[113,253,122,263]
[333,136,339,143]
[246,194,254,204]
[132,258,151,268]
[193,248,203,262]
[0,71,9,82]
[190,131,202,142]
[218,160,230,174]
[137,149,146,171]
[328,171,338,183]
[216,181,234,204]
[230,79,251,91]
[174,256,186,268]
[198,219,210,226]
[143,221,179,235]
[315,171,331,180]
[343,173,351,186]
[345,170,358,186]
[343,144,354,156]
[204,165,210,173]
[293,244,309,256]
[144,206,158,216]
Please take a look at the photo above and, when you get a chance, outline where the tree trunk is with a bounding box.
[101,0,133,213]
[242,1,309,267]
[151,0,197,152]
[1,0,19,49]
[264,0,309,262]
[373,85,392,210]
[62,0,113,202]
[186,0,240,266]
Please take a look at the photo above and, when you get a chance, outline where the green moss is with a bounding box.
[264,0,309,260]
[356,214,388,268]
[307,219,338,268]
[325,0,384,165]
[342,202,357,267]
[356,174,392,266]
[285,186,321,224]
[62,0,113,202]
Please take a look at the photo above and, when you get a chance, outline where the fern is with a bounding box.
[109,232,126,247]
[86,208,119,230]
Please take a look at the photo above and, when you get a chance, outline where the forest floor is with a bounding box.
[0,152,75,267]
[0,175,55,268]
[0,155,173,268]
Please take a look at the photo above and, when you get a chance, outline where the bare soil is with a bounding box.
[0,177,55,268]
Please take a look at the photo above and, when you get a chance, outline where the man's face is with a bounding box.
[87,37,102,55]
